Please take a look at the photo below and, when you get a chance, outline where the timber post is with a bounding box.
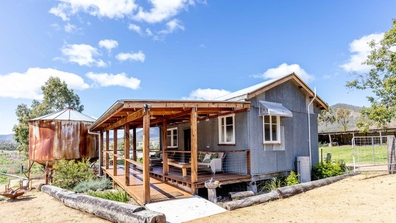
[190,107,198,194]
[99,131,103,176]
[133,127,137,161]
[113,129,118,177]
[143,104,151,204]
[124,124,130,186]
[387,135,396,174]
[162,119,168,179]
[105,131,109,170]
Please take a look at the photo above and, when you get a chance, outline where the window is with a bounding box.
[218,114,235,144]
[167,127,178,148]
[263,115,280,144]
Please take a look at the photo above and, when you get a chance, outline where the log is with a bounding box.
[42,185,165,223]
[229,191,255,200]
[223,172,359,211]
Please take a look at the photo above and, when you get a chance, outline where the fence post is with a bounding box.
[387,135,396,174]
[372,137,375,166]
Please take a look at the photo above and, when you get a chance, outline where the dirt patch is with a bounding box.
[189,173,396,223]
[0,190,109,223]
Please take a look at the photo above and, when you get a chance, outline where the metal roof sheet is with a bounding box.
[29,108,96,122]
[259,100,293,117]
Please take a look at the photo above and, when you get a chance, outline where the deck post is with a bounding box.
[191,107,198,194]
[105,131,109,170]
[246,150,251,175]
[99,131,103,176]
[113,129,118,177]
[162,119,168,178]
[124,124,130,186]
[143,104,151,204]
[133,127,137,161]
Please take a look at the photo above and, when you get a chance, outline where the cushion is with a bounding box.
[204,153,211,161]
[202,159,211,163]
[199,153,206,162]
[210,153,218,159]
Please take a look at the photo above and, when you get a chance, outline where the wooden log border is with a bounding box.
[41,185,166,223]
[223,172,359,211]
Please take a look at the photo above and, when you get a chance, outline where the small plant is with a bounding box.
[88,189,130,203]
[311,162,343,180]
[260,177,284,193]
[335,159,350,173]
[0,196,6,201]
[285,171,299,186]
[52,159,96,190]
[73,178,113,193]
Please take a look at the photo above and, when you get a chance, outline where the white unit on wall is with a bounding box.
[296,156,311,183]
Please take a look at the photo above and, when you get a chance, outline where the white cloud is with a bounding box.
[133,0,194,23]
[49,0,138,21]
[58,43,107,67]
[159,19,185,34]
[253,63,315,83]
[98,39,118,53]
[323,75,331,79]
[64,23,77,33]
[182,88,231,100]
[86,72,141,90]
[0,68,89,99]
[200,44,206,48]
[341,33,384,73]
[116,51,145,62]
[51,23,61,30]
[146,28,153,36]
[128,24,143,35]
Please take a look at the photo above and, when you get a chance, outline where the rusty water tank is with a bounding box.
[28,107,99,166]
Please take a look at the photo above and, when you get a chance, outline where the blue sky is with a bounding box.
[0,0,395,134]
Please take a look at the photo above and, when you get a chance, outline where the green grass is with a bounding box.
[319,145,387,165]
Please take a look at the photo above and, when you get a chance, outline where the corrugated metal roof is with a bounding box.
[215,74,289,101]
[259,101,293,117]
[29,108,96,122]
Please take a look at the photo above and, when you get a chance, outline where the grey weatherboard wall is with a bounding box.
[159,79,320,177]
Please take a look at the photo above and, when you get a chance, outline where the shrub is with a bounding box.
[311,162,343,180]
[0,196,6,201]
[335,159,349,173]
[73,178,113,193]
[52,159,96,190]
[285,171,299,186]
[259,177,284,193]
[88,189,130,203]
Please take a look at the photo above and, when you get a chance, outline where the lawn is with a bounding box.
[319,145,387,165]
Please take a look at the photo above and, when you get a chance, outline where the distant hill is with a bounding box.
[318,103,396,133]
[0,134,15,142]
[108,128,160,143]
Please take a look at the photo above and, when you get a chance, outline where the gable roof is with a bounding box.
[215,73,328,110]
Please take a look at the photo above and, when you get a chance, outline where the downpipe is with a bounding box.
[307,87,317,168]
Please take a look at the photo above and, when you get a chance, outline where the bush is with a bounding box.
[311,162,343,180]
[335,159,349,173]
[73,178,113,193]
[285,171,299,186]
[259,177,284,193]
[88,189,130,203]
[318,142,329,147]
[52,159,96,190]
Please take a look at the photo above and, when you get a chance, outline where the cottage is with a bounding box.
[89,72,328,204]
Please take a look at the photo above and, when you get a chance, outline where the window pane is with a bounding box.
[167,130,171,135]
[173,135,177,146]
[264,116,270,124]
[221,117,224,126]
[272,124,277,141]
[272,116,277,124]
[226,116,233,125]
[226,125,233,142]
[264,124,270,141]
[221,125,225,142]
[173,129,177,135]
[167,135,171,146]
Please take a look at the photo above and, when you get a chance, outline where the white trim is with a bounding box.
[167,127,178,148]
[218,113,235,144]
[263,115,281,144]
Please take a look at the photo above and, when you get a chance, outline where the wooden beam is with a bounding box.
[102,109,144,132]
[99,131,103,176]
[124,124,130,186]
[246,150,251,175]
[105,131,109,169]
[190,107,198,194]
[143,106,151,204]
[162,119,168,178]
[113,129,117,177]
[133,127,137,161]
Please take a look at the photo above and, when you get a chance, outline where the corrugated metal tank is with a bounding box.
[28,107,99,166]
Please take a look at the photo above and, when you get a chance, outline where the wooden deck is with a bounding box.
[102,167,192,205]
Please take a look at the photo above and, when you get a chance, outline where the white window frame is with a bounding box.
[167,127,178,148]
[218,114,236,144]
[263,115,281,144]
